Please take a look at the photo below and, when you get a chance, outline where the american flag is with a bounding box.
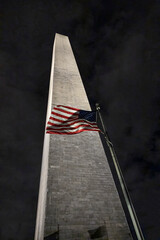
[46,105,100,135]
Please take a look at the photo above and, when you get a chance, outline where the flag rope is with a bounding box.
[96,103,145,240]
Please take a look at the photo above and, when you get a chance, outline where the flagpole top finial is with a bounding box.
[96,103,100,110]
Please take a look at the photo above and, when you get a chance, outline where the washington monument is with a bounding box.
[34,33,133,240]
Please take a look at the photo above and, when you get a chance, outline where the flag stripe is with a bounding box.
[51,111,78,119]
[46,128,99,135]
[47,124,99,131]
[56,105,79,111]
[49,116,65,123]
[48,119,98,127]
[47,127,99,133]
[47,124,98,131]
[54,107,78,116]
[50,115,79,123]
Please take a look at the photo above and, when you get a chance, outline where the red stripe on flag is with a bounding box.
[47,119,98,127]
[46,128,100,135]
[54,107,78,115]
[51,111,78,119]
[46,124,99,131]
[49,116,79,123]
[51,111,69,119]
[49,117,64,123]
[56,105,79,111]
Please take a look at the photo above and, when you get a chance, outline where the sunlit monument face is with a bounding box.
[34,33,133,240]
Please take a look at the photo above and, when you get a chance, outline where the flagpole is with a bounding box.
[96,103,145,240]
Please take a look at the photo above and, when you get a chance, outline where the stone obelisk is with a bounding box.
[34,33,133,240]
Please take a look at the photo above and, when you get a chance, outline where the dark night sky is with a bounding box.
[0,1,160,239]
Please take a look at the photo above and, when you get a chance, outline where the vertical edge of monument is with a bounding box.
[34,35,56,240]
[35,33,133,240]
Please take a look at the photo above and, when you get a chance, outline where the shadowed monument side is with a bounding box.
[34,33,133,240]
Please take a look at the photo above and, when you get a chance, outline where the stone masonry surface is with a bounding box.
[44,34,133,240]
